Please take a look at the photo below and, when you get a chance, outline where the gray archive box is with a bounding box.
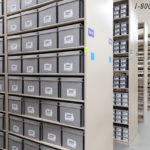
[21,0,37,9]
[0,19,3,35]
[39,29,57,50]
[7,0,20,13]
[24,98,39,117]
[58,0,84,23]
[38,3,57,27]
[0,0,2,16]
[62,127,84,150]
[0,76,4,92]
[0,38,3,54]
[24,77,39,95]
[39,53,57,73]
[58,24,84,48]
[9,116,23,135]
[58,50,84,73]
[9,96,22,114]
[0,132,4,149]
[22,32,38,52]
[41,100,58,121]
[61,78,83,100]
[9,135,22,150]
[8,76,22,93]
[23,55,38,73]
[60,102,84,127]
[24,119,40,140]
[0,113,4,130]
[8,56,21,73]
[0,95,4,111]
[40,77,58,97]
[40,145,55,150]
[7,35,21,53]
[43,123,61,145]
[24,140,39,150]
[0,57,4,73]
[21,9,38,30]
[7,14,21,33]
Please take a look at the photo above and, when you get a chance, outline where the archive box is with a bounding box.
[120,40,128,53]
[22,32,38,52]
[9,96,22,114]
[62,127,84,150]
[0,113,4,130]
[0,19,3,35]
[9,116,23,135]
[21,9,37,30]
[8,135,22,150]
[39,53,57,73]
[8,76,22,94]
[58,0,84,23]
[40,145,55,150]
[41,100,58,121]
[24,77,39,95]
[0,57,3,73]
[0,76,4,92]
[21,0,37,9]
[60,102,84,127]
[23,55,38,73]
[58,50,84,73]
[39,29,57,50]
[24,97,40,117]
[0,38,3,54]
[113,41,119,54]
[42,123,61,145]
[24,119,41,140]
[7,0,20,13]
[0,0,2,16]
[7,14,21,33]
[38,3,57,27]
[0,132,4,149]
[61,78,84,100]
[40,77,58,97]
[24,140,39,150]
[0,94,4,111]
[58,24,84,48]
[7,35,21,53]
[8,56,21,73]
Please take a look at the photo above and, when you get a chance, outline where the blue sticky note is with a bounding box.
[130,56,133,60]
[91,52,95,61]
[108,38,113,45]
[109,56,112,63]
[88,28,94,38]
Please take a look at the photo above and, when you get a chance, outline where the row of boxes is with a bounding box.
[0,131,5,149]
[0,94,4,111]
[8,51,84,73]
[7,24,84,53]
[0,19,3,35]
[9,117,84,150]
[0,57,4,73]
[0,38,3,53]
[0,0,3,16]
[0,113,4,130]
[9,96,84,127]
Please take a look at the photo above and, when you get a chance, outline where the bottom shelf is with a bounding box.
[113,139,129,145]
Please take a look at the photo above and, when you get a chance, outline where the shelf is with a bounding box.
[113,88,129,92]
[113,53,128,57]
[113,71,129,74]
[0,15,4,19]
[113,105,128,109]
[113,35,129,40]
[0,34,4,38]
[113,122,129,127]
[0,92,5,94]
[114,139,128,145]
[114,16,129,23]
[0,110,5,113]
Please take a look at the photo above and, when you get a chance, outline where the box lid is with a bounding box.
[9,96,22,101]
[41,100,57,106]
[63,127,84,136]
[23,55,38,59]
[24,140,39,148]
[59,102,83,109]
[24,77,39,81]
[61,77,83,82]
[43,123,61,130]
[8,56,21,60]
[7,35,21,40]
[21,9,37,15]
[39,29,57,35]
[58,0,78,5]
[7,13,21,20]
[40,77,58,82]
[39,53,57,58]
[10,116,23,122]
[0,94,4,98]
[58,50,82,57]
[8,76,22,80]
[38,3,56,11]
[22,32,38,38]
[24,119,40,126]
[40,145,55,150]
[9,135,22,142]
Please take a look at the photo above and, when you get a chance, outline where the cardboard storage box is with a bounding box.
[7,14,21,33]
[23,55,38,73]
[43,123,61,145]
[21,0,37,9]
[39,29,57,50]
[0,94,4,111]
[9,116,23,135]
[0,113,4,130]
[40,145,55,150]
[21,9,37,30]
[9,96,22,114]
[22,32,38,52]
[0,0,3,16]
[24,140,39,150]
[9,135,22,150]
[61,77,84,100]
[7,0,20,13]
[24,77,39,95]
[7,35,21,53]
[58,50,84,73]
[58,24,84,48]
[0,57,4,73]
[0,19,3,35]
[58,0,84,23]
[40,77,58,97]
[8,76,22,93]
[41,100,58,121]
[0,132,4,149]
[38,3,57,27]
[24,97,39,117]
[62,127,84,150]
[24,119,40,140]
[0,76,4,92]
[60,102,84,127]
[39,53,57,73]
[0,38,3,54]
[8,56,21,73]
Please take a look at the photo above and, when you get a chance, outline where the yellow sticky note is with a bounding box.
[84,47,88,53]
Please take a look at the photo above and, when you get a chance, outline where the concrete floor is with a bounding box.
[114,112,150,150]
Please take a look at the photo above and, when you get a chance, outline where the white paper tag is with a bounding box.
[48,133,56,142]
[45,87,53,95]
[0,84,2,90]
[45,109,53,117]
[27,85,34,93]
[11,43,17,50]
[28,129,35,137]
[26,41,33,49]
[12,146,18,150]
[64,63,73,71]
[64,9,73,19]
[44,39,52,47]
[65,113,74,122]
[25,20,32,28]
[27,106,34,114]
[67,89,76,97]
[10,24,17,31]
[44,64,52,71]
[67,139,77,149]
[25,0,32,5]
[12,85,18,92]
[11,64,18,71]
[13,125,19,133]
[27,66,33,73]
[64,35,74,44]
[10,4,17,12]
[12,104,18,111]
[43,15,52,23]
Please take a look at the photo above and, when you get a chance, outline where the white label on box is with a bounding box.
[45,87,53,95]
[12,146,18,150]
[67,139,77,149]
[12,85,18,92]
[25,20,32,28]
[27,85,34,93]
[44,39,52,47]
[11,64,18,71]
[65,113,74,122]
[13,125,19,133]
[27,66,34,73]
[12,104,18,111]
[67,89,76,97]
[45,109,53,117]
[11,43,17,50]
[10,4,17,12]
[64,63,73,71]
[25,0,32,5]
[28,129,35,137]
[64,9,73,19]
[43,15,52,23]
[27,106,34,114]
[26,41,33,49]
[0,84,2,90]
[44,64,52,71]
[64,35,74,44]
[10,24,17,31]
[48,133,56,142]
